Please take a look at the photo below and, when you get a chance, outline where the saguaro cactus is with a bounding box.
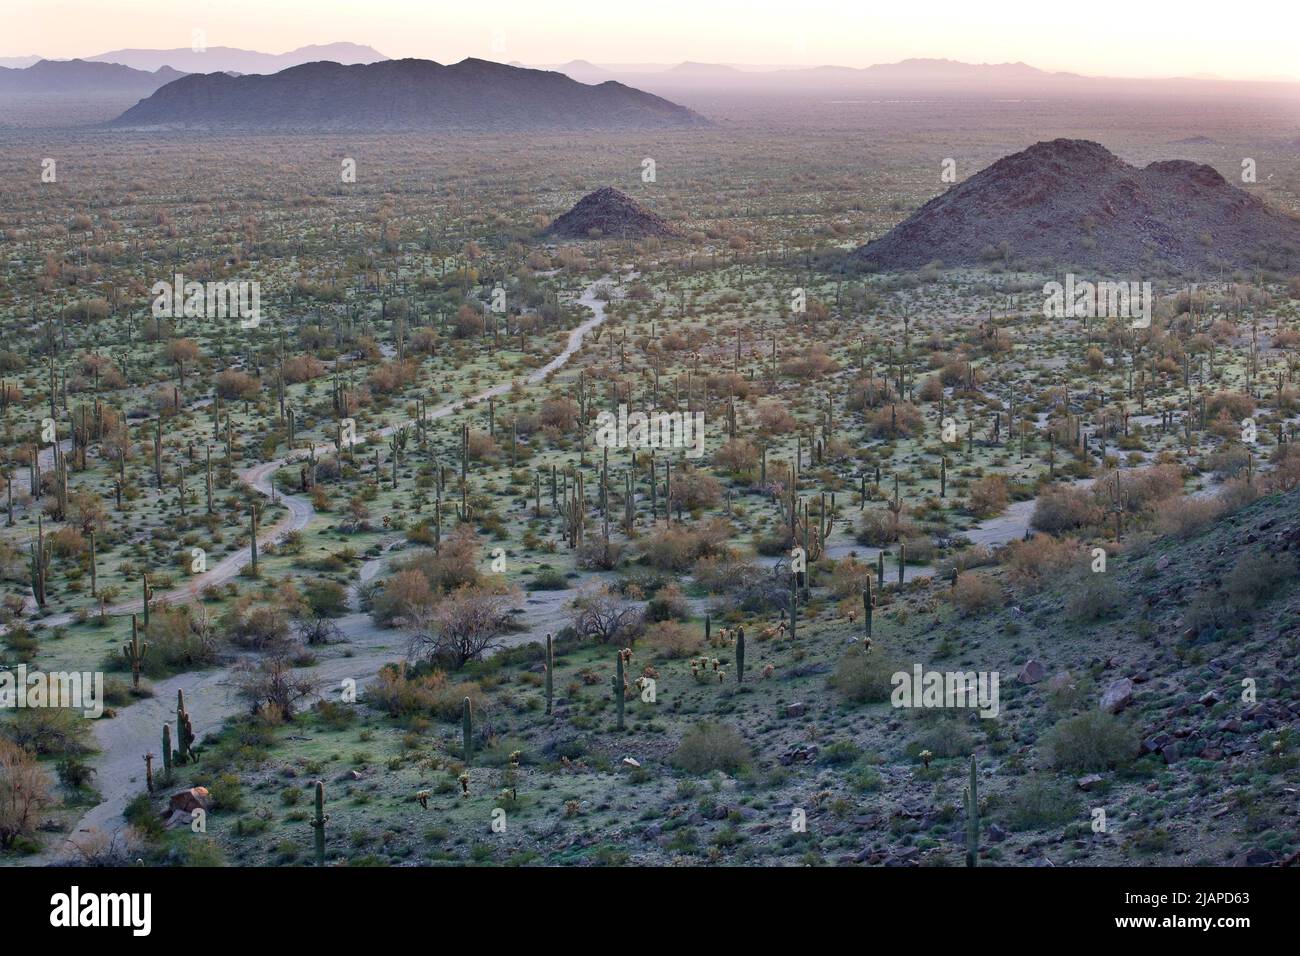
[249,505,259,574]
[122,615,148,689]
[544,633,554,716]
[613,651,626,730]
[735,626,746,683]
[29,515,48,608]
[963,756,979,868]
[161,723,173,777]
[141,572,153,627]
[176,689,195,764]
[311,780,329,867]
[461,696,473,765]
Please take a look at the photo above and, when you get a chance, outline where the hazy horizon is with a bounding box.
[5,0,1299,82]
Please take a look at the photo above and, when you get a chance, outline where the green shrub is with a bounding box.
[673,722,751,775]
[1044,710,1138,772]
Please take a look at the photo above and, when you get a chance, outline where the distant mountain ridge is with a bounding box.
[853,138,1300,274]
[87,42,385,74]
[110,58,712,131]
[0,58,185,94]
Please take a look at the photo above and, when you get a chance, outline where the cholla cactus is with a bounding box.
[458,772,470,796]
[920,749,934,769]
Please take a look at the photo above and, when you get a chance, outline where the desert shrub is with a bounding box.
[869,402,923,438]
[951,571,1000,616]
[967,475,1009,517]
[638,519,731,571]
[366,663,486,722]
[1063,567,1121,621]
[1043,711,1138,772]
[1152,495,1223,538]
[575,537,625,570]
[0,738,52,848]
[1002,778,1079,831]
[908,716,975,759]
[645,582,690,622]
[642,620,703,660]
[857,507,913,546]
[214,369,259,401]
[714,439,759,476]
[830,647,901,704]
[138,605,223,673]
[1031,485,1102,534]
[1225,550,1297,609]
[667,467,723,512]
[571,583,645,645]
[827,557,872,598]
[3,708,90,756]
[1002,534,1083,586]
[673,722,751,775]
[305,579,349,617]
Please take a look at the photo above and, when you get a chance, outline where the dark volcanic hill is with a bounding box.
[0,59,185,94]
[545,187,682,239]
[110,58,711,131]
[854,139,1300,273]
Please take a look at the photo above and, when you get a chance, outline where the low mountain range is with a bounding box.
[853,138,1300,274]
[109,58,711,131]
[86,42,385,74]
[0,58,185,94]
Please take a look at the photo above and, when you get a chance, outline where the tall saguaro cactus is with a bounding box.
[122,615,148,689]
[176,689,196,764]
[461,696,473,765]
[544,633,554,716]
[311,780,329,867]
[963,756,979,868]
[613,651,626,730]
[735,626,746,683]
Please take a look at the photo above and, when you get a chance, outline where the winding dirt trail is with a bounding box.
[29,277,622,863]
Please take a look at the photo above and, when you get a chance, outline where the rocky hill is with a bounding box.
[854,139,1300,274]
[110,58,711,131]
[545,187,682,239]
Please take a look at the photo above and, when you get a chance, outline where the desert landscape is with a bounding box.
[1,7,1298,891]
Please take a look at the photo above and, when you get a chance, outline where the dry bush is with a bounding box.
[714,438,759,475]
[1002,534,1084,587]
[967,474,1009,517]
[951,571,1001,616]
[1153,495,1224,538]
[1031,485,1103,534]
[638,518,731,571]
[0,738,52,849]
[667,466,723,511]
[571,582,645,644]
[214,369,260,401]
[366,663,485,721]
[642,620,703,659]
[869,402,923,438]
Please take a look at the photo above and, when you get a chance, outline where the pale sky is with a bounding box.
[4,0,1298,81]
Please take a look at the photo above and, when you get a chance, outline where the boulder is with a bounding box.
[168,787,211,814]
[1018,660,1047,684]
[1100,678,1134,713]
